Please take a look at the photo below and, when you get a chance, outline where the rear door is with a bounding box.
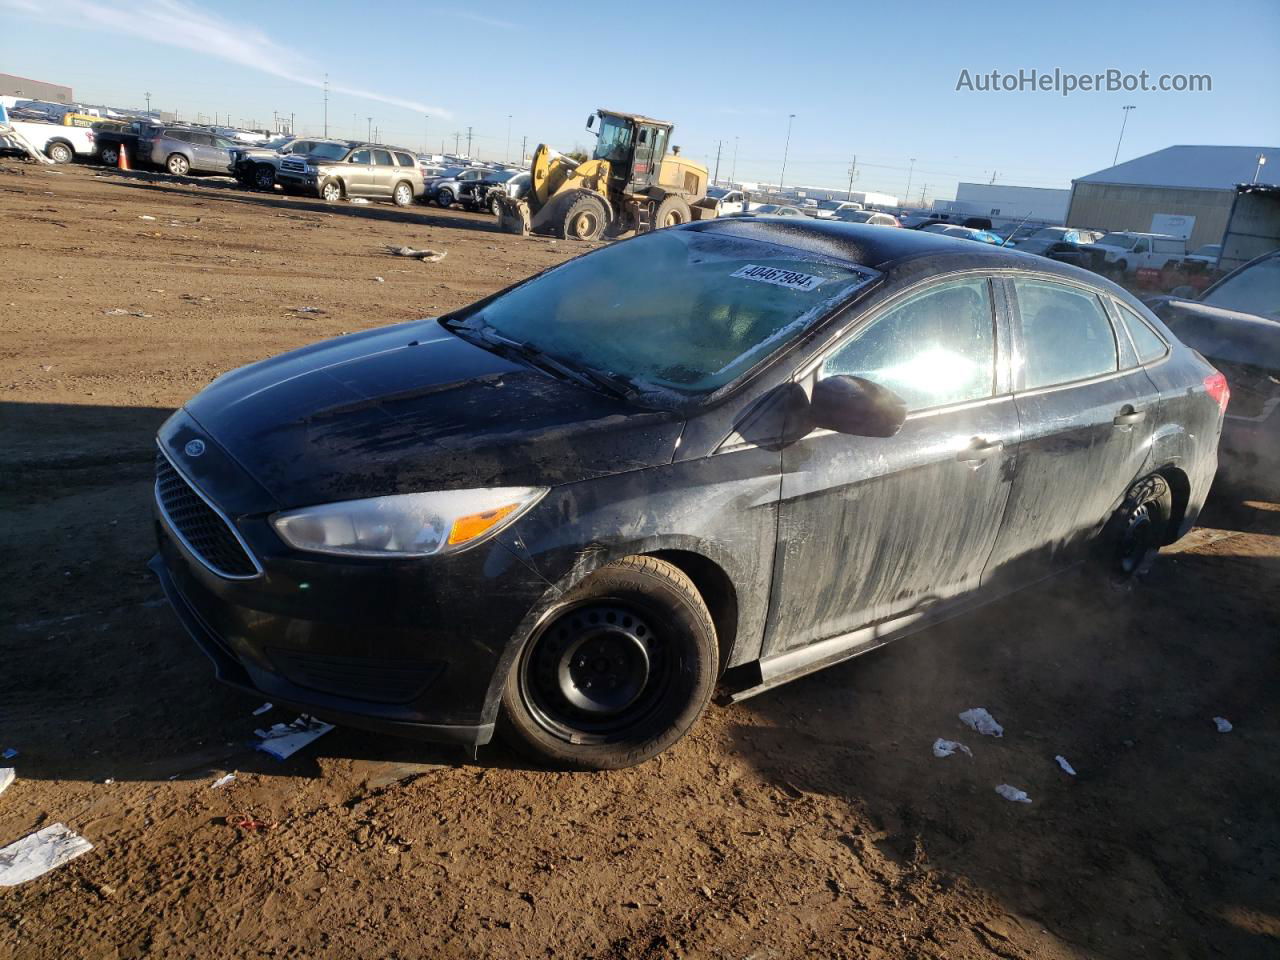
[984,276,1155,589]
[764,274,1020,655]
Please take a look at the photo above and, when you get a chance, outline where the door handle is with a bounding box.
[956,439,1004,464]
[1113,407,1146,427]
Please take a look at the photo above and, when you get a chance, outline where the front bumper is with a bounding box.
[276,171,318,192]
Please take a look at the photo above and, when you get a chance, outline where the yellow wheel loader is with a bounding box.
[497,109,717,241]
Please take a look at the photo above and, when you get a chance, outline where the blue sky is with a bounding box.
[3,0,1277,201]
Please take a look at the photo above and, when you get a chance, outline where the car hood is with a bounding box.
[183,319,683,509]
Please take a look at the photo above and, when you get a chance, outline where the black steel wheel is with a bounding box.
[1102,473,1172,587]
[253,164,276,190]
[99,144,120,166]
[436,187,455,208]
[500,556,718,769]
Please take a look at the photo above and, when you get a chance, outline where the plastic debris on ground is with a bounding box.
[1055,755,1077,776]
[211,773,236,789]
[387,245,447,263]
[995,784,1032,804]
[254,715,334,760]
[0,824,94,886]
[251,702,273,716]
[0,768,14,796]
[230,814,274,831]
[932,738,972,758]
[1213,716,1233,733]
[959,707,1004,738]
[349,198,370,204]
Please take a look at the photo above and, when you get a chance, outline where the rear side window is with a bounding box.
[1116,303,1168,363]
[1015,279,1117,389]
[372,149,394,166]
[822,278,995,411]
[394,152,415,167]
[165,130,190,142]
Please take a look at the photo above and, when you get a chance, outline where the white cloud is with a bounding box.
[1,0,452,117]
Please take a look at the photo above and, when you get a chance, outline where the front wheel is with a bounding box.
[561,194,608,241]
[489,194,503,216]
[253,164,276,190]
[392,181,414,207]
[47,142,73,164]
[166,153,190,176]
[500,556,718,769]
[436,187,455,208]
[99,144,120,166]
[320,178,343,202]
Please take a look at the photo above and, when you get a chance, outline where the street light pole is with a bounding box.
[144,91,151,116]
[323,74,329,137]
[778,114,796,193]
[1113,105,1136,166]
[905,158,916,204]
[730,136,739,185]
[713,139,723,186]
[424,115,429,154]
[367,117,372,141]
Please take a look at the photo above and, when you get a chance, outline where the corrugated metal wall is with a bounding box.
[1066,183,1232,249]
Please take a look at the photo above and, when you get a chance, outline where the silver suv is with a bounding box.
[276,142,424,206]
[145,127,237,176]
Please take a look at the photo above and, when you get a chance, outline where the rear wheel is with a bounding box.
[436,187,455,208]
[320,178,343,202]
[500,556,718,769]
[561,194,608,241]
[99,144,120,166]
[489,194,503,216]
[392,181,414,207]
[654,194,692,229]
[47,142,73,164]
[166,153,190,176]
[1100,474,1172,587]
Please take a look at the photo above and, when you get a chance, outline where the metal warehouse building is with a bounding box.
[0,73,72,103]
[1066,145,1275,250]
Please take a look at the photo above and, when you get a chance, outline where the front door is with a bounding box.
[629,124,662,193]
[764,275,1020,655]
[983,276,1154,589]
[345,148,373,193]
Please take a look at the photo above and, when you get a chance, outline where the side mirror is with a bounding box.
[810,376,907,438]
[586,114,595,130]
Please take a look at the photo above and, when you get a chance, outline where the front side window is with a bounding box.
[451,228,877,395]
[821,278,996,411]
[349,149,371,164]
[1201,255,1280,320]
[1015,279,1117,389]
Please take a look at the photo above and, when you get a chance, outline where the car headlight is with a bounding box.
[272,487,547,558]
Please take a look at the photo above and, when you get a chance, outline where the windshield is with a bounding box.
[307,143,349,161]
[446,229,877,396]
[592,115,633,163]
[1098,233,1137,249]
[1202,255,1280,320]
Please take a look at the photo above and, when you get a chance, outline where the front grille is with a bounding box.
[267,649,443,703]
[155,452,260,579]
[280,156,306,172]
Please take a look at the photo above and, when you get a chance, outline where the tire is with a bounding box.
[253,164,276,190]
[99,144,119,167]
[1097,474,1173,587]
[392,181,414,207]
[320,178,343,202]
[653,194,692,230]
[166,153,190,176]
[47,141,73,164]
[560,193,608,241]
[1113,259,1129,278]
[436,187,455,209]
[489,194,503,216]
[500,556,719,770]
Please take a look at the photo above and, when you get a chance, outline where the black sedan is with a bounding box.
[151,220,1226,769]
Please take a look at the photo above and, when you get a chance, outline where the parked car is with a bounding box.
[813,200,864,220]
[0,112,96,163]
[454,168,518,212]
[478,171,530,215]
[726,203,804,217]
[834,209,899,226]
[275,142,425,206]
[143,127,237,176]
[229,136,346,190]
[1082,231,1187,277]
[1185,243,1223,266]
[1146,250,1279,492]
[150,219,1224,770]
[426,166,492,208]
[922,224,1003,244]
[705,187,748,217]
[92,118,161,167]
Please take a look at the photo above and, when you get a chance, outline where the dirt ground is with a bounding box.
[1,160,1277,960]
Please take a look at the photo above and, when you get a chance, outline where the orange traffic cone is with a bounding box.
[117,144,129,171]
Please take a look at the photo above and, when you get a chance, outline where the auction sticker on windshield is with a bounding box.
[731,264,826,291]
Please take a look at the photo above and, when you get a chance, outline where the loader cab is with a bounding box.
[589,111,671,195]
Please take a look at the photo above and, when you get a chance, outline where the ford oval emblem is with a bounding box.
[184,439,206,458]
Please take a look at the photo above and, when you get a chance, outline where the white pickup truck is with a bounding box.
[0,111,96,163]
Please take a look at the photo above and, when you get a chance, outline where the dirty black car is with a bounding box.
[151,220,1226,769]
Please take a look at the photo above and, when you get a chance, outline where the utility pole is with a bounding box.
[846,156,858,200]
[466,126,473,157]
[290,112,294,135]
[989,170,997,184]
[713,139,723,186]
[145,91,151,116]
[905,158,916,205]
[1113,105,1135,165]
[453,131,461,154]
[521,135,527,165]
[505,115,512,163]
[323,74,329,137]
[367,117,372,141]
[730,136,739,185]
[919,183,927,205]
[424,115,429,154]
[779,114,796,192]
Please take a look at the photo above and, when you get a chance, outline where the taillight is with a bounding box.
[1204,371,1230,414]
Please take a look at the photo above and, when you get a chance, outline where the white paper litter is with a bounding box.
[211,774,236,789]
[251,703,274,716]
[959,707,1004,738]
[138,215,156,221]
[1055,755,1077,776]
[0,769,14,796]
[0,823,94,886]
[932,738,972,758]
[254,715,334,760]
[349,198,370,204]
[1213,716,1233,733]
[995,784,1032,804]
